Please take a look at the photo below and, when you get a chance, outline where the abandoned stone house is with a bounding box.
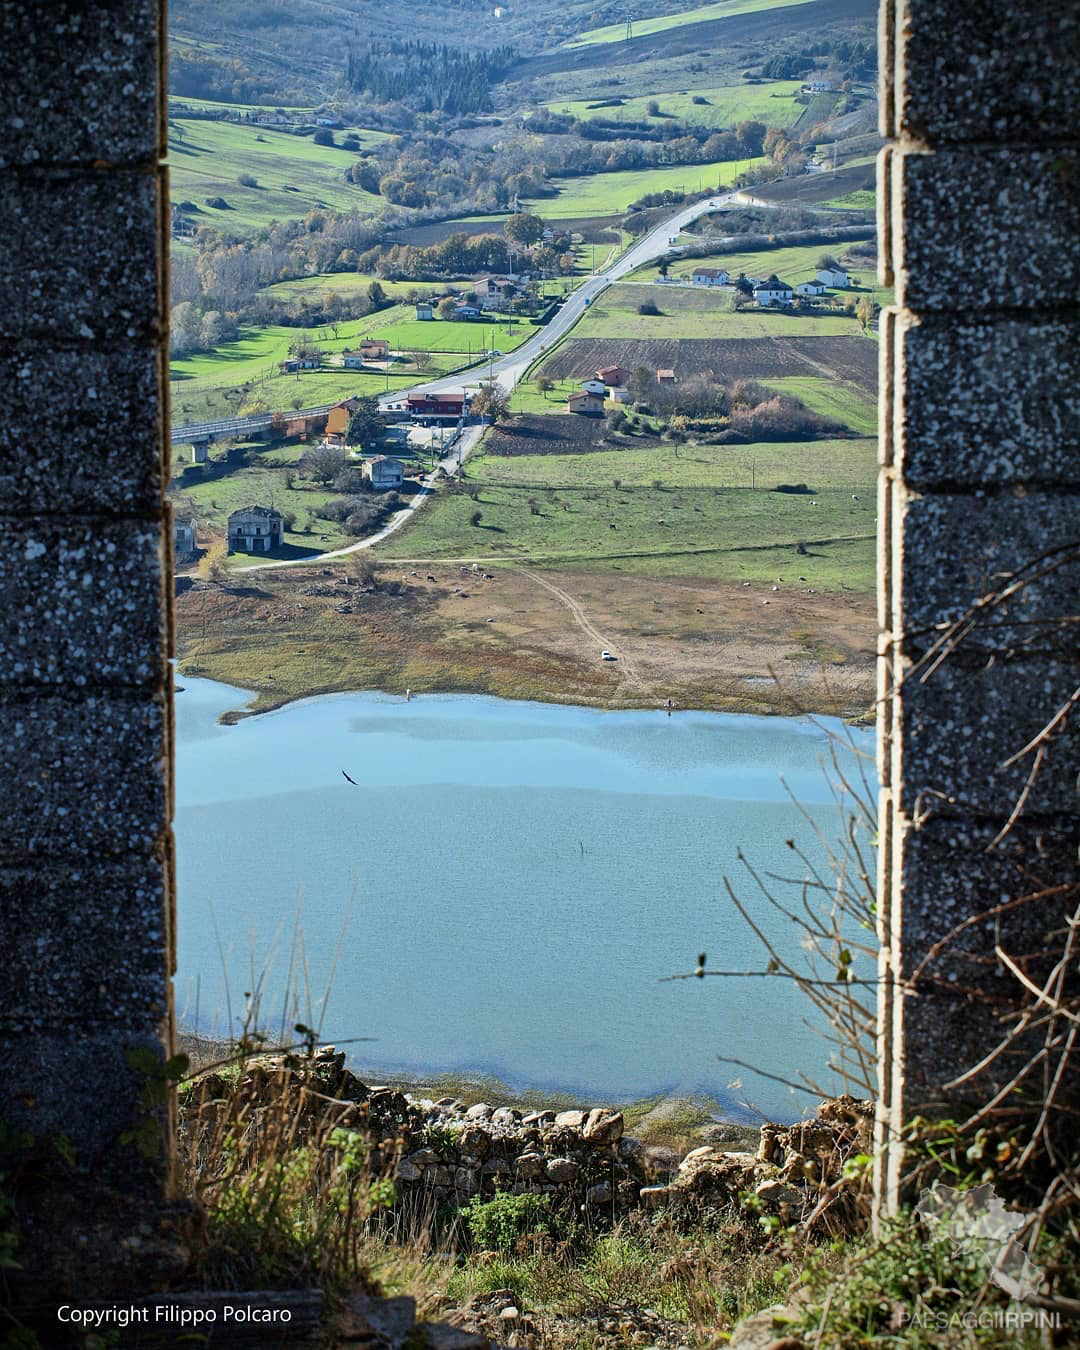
[227,504,284,553]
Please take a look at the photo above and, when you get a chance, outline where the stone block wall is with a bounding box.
[875,0,1080,1211]
[0,0,180,1301]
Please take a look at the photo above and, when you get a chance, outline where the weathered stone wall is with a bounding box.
[0,0,181,1301]
[875,0,1080,1210]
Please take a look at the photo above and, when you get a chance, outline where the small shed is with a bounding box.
[415,302,434,320]
[657,368,676,383]
[596,365,629,387]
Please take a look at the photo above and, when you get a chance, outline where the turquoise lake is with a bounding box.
[174,677,874,1121]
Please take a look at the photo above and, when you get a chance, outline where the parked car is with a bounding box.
[601,650,617,661]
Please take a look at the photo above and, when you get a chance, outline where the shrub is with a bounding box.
[205,196,229,209]
[463,1192,557,1253]
[237,173,258,188]
[469,509,483,526]
[313,128,335,146]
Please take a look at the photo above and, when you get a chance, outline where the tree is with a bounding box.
[472,385,510,421]
[300,444,347,484]
[855,295,875,328]
[504,212,544,247]
[817,252,840,271]
[346,395,384,448]
[469,509,483,526]
[658,259,670,278]
[535,374,554,399]
[367,280,387,308]
[313,128,335,146]
[646,99,662,117]
[437,296,459,321]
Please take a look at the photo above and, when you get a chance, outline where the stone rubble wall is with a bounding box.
[191,1051,873,1223]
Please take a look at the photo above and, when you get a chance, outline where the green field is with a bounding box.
[376,433,875,590]
[170,305,535,422]
[759,377,877,435]
[573,283,861,339]
[634,242,875,288]
[169,97,315,114]
[168,117,388,233]
[263,275,455,304]
[529,158,765,218]
[546,81,806,130]
[821,188,877,210]
[172,444,358,552]
[567,0,817,46]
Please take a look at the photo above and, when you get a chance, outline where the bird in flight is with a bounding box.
[341,770,358,786]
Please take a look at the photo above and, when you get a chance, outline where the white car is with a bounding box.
[600,650,617,661]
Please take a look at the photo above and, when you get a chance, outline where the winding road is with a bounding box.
[234,189,746,574]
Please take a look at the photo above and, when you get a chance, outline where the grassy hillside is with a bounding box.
[546,80,808,128]
[567,0,818,47]
[169,117,386,232]
[530,158,765,218]
[572,284,861,339]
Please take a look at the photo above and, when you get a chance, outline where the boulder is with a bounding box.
[554,1109,586,1128]
[585,1181,613,1207]
[544,1157,581,1185]
[481,1157,511,1177]
[465,1103,494,1121]
[394,1160,422,1182]
[638,1185,671,1209]
[454,1166,480,1195]
[513,1152,545,1179]
[582,1108,623,1146]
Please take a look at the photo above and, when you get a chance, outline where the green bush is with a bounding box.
[463,1191,557,1252]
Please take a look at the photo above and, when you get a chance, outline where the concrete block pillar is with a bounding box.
[0,0,183,1301]
[875,0,1080,1212]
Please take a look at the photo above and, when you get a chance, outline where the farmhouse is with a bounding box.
[817,266,850,287]
[280,355,319,373]
[406,391,468,421]
[691,267,729,286]
[657,368,676,383]
[596,365,629,387]
[474,276,519,305]
[753,277,794,307]
[567,389,605,416]
[227,505,284,555]
[174,518,196,555]
[362,455,405,490]
[796,280,827,296]
[607,387,633,404]
[453,303,481,319]
[415,301,434,320]
[580,379,608,396]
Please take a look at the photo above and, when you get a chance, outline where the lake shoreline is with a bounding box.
[174,564,876,726]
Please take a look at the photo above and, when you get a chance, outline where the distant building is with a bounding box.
[567,389,605,416]
[796,280,827,296]
[691,266,729,286]
[406,391,469,420]
[174,519,197,555]
[415,301,434,320]
[280,355,319,373]
[341,350,366,369]
[325,399,360,443]
[580,379,608,396]
[596,364,629,387]
[453,303,481,319]
[474,275,519,306]
[190,437,209,464]
[360,337,390,359]
[363,455,405,490]
[606,387,633,404]
[227,505,284,554]
[817,267,850,288]
[806,80,829,92]
[753,278,794,307]
[657,368,676,383]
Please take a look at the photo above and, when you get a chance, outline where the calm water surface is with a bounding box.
[175,677,873,1120]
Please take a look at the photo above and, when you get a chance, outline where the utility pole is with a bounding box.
[624,13,633,40]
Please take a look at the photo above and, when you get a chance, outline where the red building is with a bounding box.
[406,392,469,419]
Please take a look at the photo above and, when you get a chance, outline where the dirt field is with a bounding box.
[174,562,875,721]
[484,413,662,456]
[747,162,876,206]
[542,335,878,389]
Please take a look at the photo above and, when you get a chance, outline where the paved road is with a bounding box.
[378,188,747,410]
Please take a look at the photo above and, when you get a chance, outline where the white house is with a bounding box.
[227,505,284,554]
[580,379,608,396]
[691,266,729,286]
[453,303,481,319]
[753,278,794,307]
[796,280,827,296]
[606,386,633,404]
[817,267,850,288]
[806,80,830,92]
[363,455,404,490]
